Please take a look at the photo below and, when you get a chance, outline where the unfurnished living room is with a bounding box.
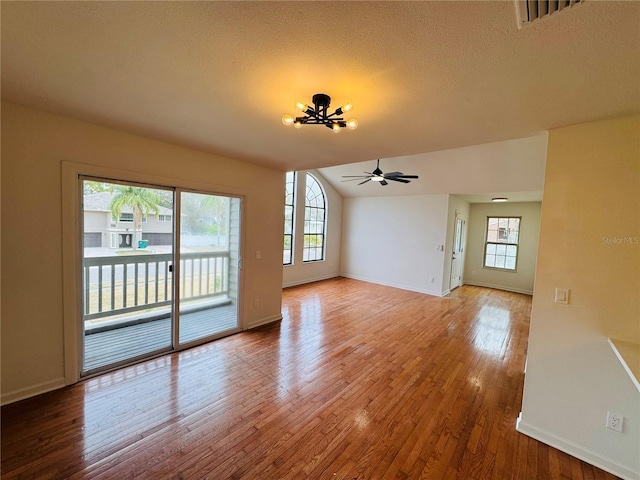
[1,2,638,479]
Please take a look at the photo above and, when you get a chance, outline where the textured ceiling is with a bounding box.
[2,1,639,175]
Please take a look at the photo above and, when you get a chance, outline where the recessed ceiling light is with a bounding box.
[492,197,508,202]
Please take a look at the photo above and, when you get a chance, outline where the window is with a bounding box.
[484,217,520,271]
[303,173,326,262]
[158,214,172,222]
[118,212,134,222]
[283,172,296,265]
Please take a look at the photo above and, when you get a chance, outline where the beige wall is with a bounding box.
[1,102,285,403]
[282,170,342,287]
[518,115,640,478]
[464,202,542,295]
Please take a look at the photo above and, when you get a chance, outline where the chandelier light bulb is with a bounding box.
[341,103,353,113]
[282,114,294,126]
[294,120,302,129]
[346,119,358,130]
[332,123,342,133]
[295,101,308,112]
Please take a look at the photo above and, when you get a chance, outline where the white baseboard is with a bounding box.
[282,273,339,289]
[516,414,640,480]
[339,273,444,297]
[246,314,282,330]
[1,377,66,406]
[463,281,533,296]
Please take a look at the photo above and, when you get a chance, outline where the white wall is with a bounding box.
[282,170,342,287]
[518,115,640,479]
[464,202,542,295]
[340,194,449,296]
[1,102,285,404]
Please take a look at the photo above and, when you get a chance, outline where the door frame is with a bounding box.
[62,161,246,385]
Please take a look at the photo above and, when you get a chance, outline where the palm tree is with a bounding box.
[110,185,161,249]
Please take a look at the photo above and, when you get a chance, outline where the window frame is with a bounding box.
[302,173,327,263]
[158,214,172,223]
[283,171,296,266]
[483,216,521,272]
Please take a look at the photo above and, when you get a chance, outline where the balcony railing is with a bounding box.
[83,251,229,321]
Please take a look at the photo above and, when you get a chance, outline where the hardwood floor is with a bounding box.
[1,278,620,479]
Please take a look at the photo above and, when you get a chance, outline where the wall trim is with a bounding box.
[339,273,444,297]
[516,414,640,480]
[282,273,339,289]
[246,314,282,330]
[1,378,66,406]
[463,280,533,296]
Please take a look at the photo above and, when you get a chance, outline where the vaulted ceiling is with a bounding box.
[2,1,639,180]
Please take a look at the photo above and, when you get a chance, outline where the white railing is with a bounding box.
[83,251,229,320]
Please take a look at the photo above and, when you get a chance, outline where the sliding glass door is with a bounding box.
[81,179,175,374]
[80,179,241,376]
[176,191,241,345]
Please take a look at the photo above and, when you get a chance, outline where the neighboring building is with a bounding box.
[83,192,173,248]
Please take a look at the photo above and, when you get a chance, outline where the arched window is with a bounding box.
[303,173,326,262]
[283,171,296,265]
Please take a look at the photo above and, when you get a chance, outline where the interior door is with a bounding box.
[81,178,175,375]
[176,191,241,346]
[450,212,466,291]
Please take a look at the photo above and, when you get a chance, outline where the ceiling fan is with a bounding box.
[341,159,419,186]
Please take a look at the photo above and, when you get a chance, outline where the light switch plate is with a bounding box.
[555,288,569,304]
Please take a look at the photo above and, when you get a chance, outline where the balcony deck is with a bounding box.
[84,304,238,373]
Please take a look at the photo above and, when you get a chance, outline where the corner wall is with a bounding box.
[1,102,285,404]
[518,115,640,479]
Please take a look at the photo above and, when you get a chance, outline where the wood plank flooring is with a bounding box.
[1,278,620,479]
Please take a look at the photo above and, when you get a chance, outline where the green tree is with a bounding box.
[110,186,161,249]
[83,181,113,195]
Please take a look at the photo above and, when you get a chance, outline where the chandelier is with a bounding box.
[282,93,358,133]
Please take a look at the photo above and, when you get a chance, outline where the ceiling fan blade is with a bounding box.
[387,174,419,179]
[342,177,370,182]
[358,178,372,185]
[383,172,403,177]
[341,175,372,178]
[387,177,411,183]
[380,180,388,186]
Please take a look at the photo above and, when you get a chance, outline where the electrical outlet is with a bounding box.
[606,411,624,432]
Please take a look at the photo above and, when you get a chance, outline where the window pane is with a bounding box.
[303,174,326,262]
[283,172,296,265]
[485,217,520,270]
[485,254,495,267]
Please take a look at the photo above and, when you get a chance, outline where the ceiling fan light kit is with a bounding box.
[342,159,419,186]
[282,93,358,133]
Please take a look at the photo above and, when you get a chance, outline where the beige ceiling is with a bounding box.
[2,1,639,174]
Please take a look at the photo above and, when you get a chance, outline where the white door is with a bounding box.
[450,212,466,290]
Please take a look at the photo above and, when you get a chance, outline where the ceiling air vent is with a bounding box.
[515,0,584,28]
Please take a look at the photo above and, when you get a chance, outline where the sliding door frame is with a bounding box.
[62,161,246,385]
